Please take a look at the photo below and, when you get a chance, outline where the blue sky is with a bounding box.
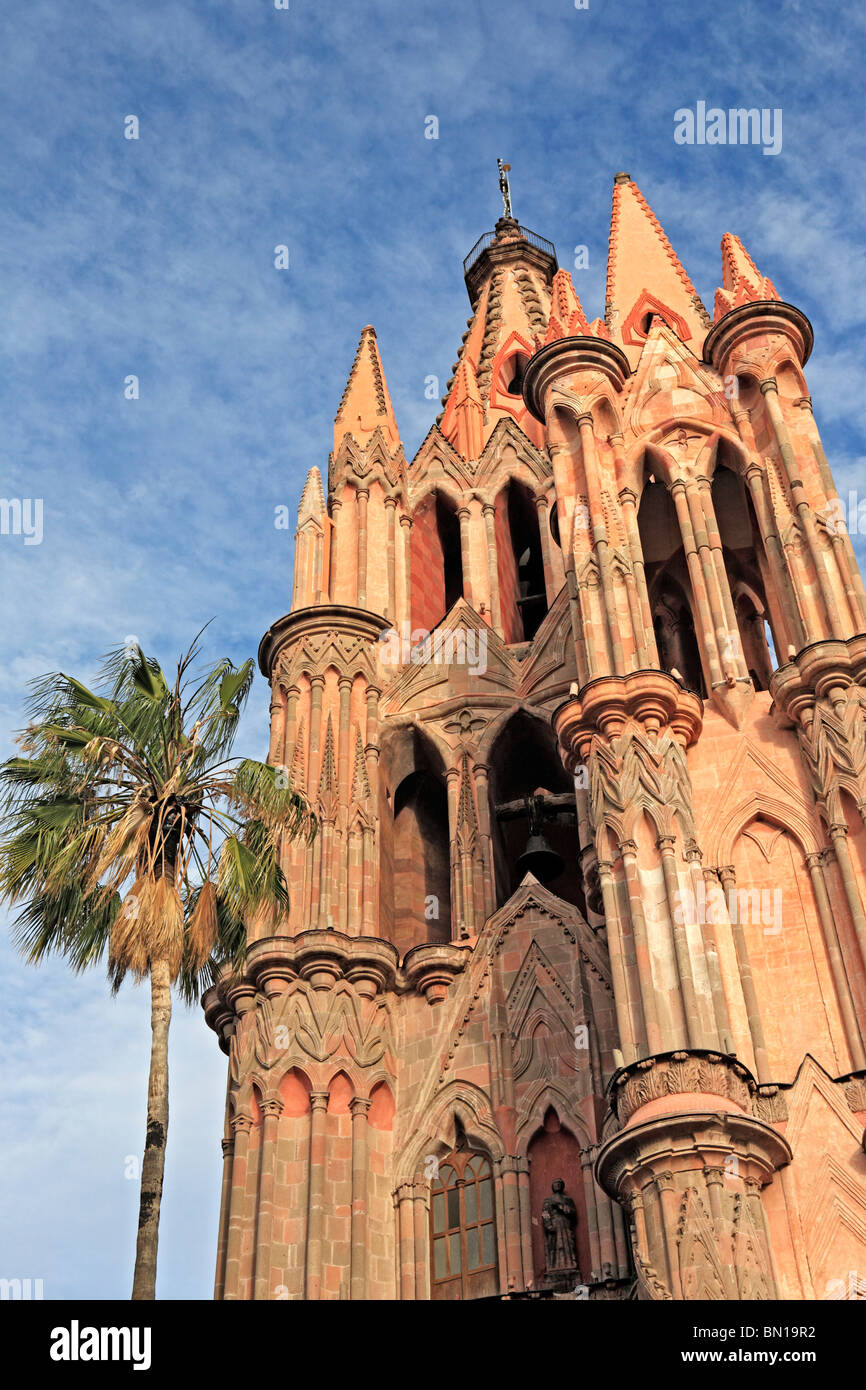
[1,0,864,1299]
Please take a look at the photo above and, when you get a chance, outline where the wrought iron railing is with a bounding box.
[463,225,557,277]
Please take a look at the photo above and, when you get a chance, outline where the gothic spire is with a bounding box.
[605,172,709,357]
[714,232,780,321]
[333,324,401,453]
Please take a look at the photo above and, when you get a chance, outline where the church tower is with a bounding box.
[203,171,866,1301]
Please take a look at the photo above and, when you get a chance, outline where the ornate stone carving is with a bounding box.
[611,1051,754,1124]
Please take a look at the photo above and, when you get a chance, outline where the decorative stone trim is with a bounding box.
[609,1050,755,1124]
[402,942,470,1004]
[753,1085,789,1124]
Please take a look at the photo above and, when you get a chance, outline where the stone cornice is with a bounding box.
[702,299,813,371]
[552,669,703,768]
[522,335,631,422]
[258,604,390,678]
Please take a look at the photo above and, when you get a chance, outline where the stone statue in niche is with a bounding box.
[542,1178,579,1279]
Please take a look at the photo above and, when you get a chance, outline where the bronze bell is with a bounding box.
[515,830,564,885]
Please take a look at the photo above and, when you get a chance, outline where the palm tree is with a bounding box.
[0,632,313,1300]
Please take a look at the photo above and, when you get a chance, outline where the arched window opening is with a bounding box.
[392,769,451,955]
[638,471,706,697]
[733,588,774,691]
[496,352,530,399]
[430,1143,498,1300]
[651,573,706,697]
[488,710,582,912]
[379,727,451,954]
[712,461,780,687]
[496,480,548,643]
[410,490,464,631]
[436,491,463,613]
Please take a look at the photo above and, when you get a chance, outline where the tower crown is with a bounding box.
[463,216,557,305]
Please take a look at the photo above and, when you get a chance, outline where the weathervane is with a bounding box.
[497,158,513,219]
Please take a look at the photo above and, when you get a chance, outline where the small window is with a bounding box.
[498,353,529,398]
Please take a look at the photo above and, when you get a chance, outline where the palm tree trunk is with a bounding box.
[131,955,172,1299]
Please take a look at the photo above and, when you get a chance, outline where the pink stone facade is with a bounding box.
[203,174,866,1301]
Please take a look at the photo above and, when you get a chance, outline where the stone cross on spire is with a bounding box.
[497,158,513,219]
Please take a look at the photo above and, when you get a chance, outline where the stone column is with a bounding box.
[669,479,723,687]
[689,851,732,1051]
[620,840,664,1053]
[717,865,770,1082]
[214,1134,234,1299]
[806,851,866,1069]
[683,475,740,681]
[516,1160,535,1289]
[695,473,748,678]
[658,834,702,1048]
[385,494,397,622]
[597,858,640,1064]
[761,378,845,640]
[535,492,557,606]
[400,513,413,629]
[330,497,342,602]
[268,685,285,766]
[253,1097,284,1300]
[482,502,502,630]
[223,1114,253,1300]
[412,1181,430,1300]
[743,460,806,649]
[458,504,473,608]
[350,1096,371,1299]
[356,487,369,609]
[577,413,624,675]
[395,1182,416,1299]
[580,1149,602,1280]
[619,484,658,666]
[471,761,496,921]
[498,1156,524,1291]
[363,684,381,936]
[803,399,866,628]
[305,1091,329,1300]
[828,823,866,974]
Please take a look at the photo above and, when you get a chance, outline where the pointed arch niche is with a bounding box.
[488,710,582,912]
[410,488,464,632]
[379,726,451,955]
[526,1107,587,1288]
[494,478,548,643]
[730,813,852,1079]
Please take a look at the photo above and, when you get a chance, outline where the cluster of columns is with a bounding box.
[215,1085,375,1300]
[267,668,381,936]
[595,831,731,1070]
